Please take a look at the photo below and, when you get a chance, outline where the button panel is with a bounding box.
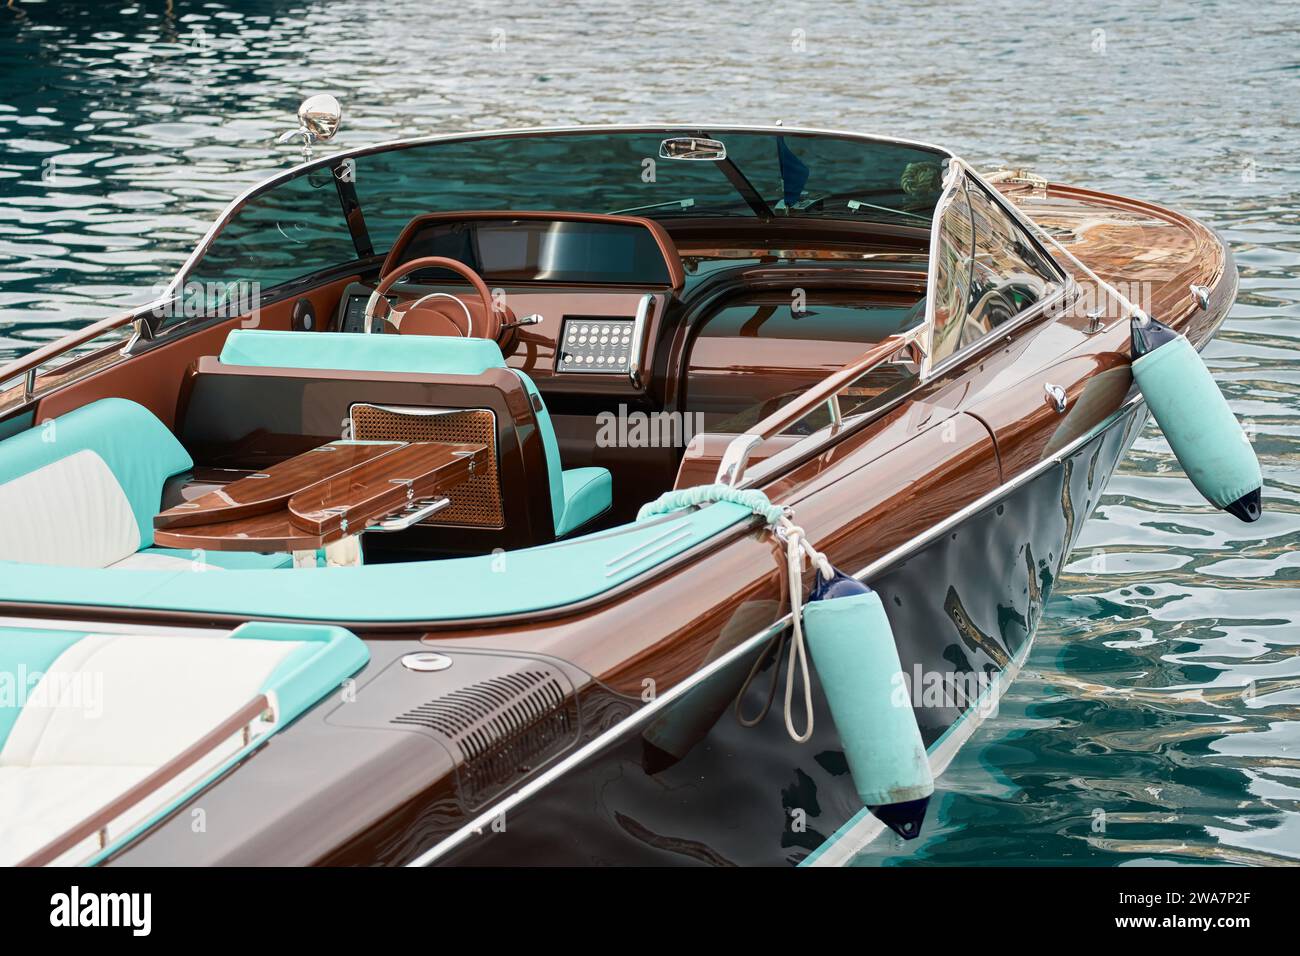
[556,316,636,374]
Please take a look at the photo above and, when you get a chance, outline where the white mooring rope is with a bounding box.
[637,484,834,744]
[737,515,833,743]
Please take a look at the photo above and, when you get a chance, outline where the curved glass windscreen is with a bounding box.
[185,168,357,319]
[185,129,950,299]
[928,172,1061,364]
[351,131,948,250]
[396,218,674,285]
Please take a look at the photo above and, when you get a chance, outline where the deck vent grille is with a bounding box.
[391,668,576,808]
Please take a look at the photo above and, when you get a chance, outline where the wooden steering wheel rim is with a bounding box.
[365,256,500,340]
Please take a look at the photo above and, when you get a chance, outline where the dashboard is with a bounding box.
[335,283,661,391]
[333,212,682,394]
[395,217,676,286]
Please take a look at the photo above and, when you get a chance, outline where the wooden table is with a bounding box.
[153,440,486,567]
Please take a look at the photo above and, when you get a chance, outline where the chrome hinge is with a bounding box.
[119,315,156,357]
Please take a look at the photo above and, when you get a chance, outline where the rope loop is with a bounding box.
[636,483,787,525]
[636,484,834,744]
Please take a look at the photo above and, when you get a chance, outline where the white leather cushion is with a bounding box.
[0,449,140,567]
[0,765,151,866]
[0,634,304,865]
[0,634,302,768]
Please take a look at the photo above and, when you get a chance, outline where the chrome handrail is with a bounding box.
[18,694,273,866]
[713,326,927,488]
[0,304,165,409]
[627,293,655,388]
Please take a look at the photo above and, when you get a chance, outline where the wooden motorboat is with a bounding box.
[0,101,1258,866]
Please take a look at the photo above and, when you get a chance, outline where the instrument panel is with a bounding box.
[338,290,374,335]
[556,317,637,373]
[333,279,658,391]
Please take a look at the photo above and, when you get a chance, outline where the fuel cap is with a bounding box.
[401,652,453,672]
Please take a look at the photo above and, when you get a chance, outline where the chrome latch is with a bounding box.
[367,497,451,533]
[1085,306,1106,335]
[1044,383,1068,414]
[1189,284,1211,310]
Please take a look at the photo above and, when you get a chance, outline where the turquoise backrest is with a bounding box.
[218,330,567,532]
[0,398,192,548]
[510,370,565,534]
[219,329,509,376]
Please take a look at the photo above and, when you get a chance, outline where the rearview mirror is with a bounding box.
[659,136,727,161]
[277,94,342,161]
[298,94,342,142]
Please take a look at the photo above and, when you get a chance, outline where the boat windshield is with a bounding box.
[185,129,949,298]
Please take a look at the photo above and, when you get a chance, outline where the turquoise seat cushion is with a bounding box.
[510,372,612,535]
[0,397,192,550]
[557,467,613,537]
[219,330,508,376]
[0,501,753,623]
[510,370,567,532]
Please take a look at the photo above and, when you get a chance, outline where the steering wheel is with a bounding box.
[363,256,511,340]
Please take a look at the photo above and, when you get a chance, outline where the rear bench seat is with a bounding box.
[0,397,291,570]
[0,621,367,865]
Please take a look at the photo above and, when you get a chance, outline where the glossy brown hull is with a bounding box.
[0,178,1234,866]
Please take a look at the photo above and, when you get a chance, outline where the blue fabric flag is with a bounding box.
[777,137,810,206]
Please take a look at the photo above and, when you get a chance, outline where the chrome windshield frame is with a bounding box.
[1,124,955,414]
[707,154,1080,493]
[920,158,1074,376]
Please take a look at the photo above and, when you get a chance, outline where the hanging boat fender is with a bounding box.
[803,568,934,839]
[637,485,934,838]
[1130,312,1263,522]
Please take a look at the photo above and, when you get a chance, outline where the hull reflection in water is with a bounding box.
[433,402,1149,866]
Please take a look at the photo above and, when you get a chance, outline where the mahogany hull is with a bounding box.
[0,176,1235,867]
[427,397,1153,866]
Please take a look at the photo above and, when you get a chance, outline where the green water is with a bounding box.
[1,0,1297,865]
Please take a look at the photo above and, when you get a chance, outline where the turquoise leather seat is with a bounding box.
[0,398,291,570]
[218,331,613,537]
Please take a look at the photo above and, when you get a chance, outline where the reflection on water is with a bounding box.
[1,0,1297,864]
